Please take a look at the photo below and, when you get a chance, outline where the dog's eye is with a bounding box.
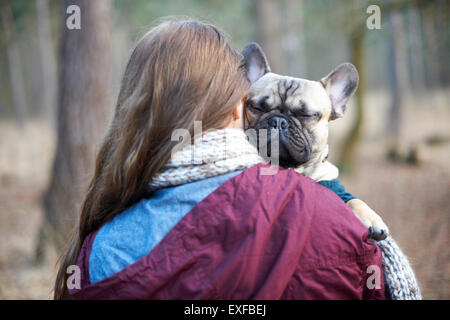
[246,100,265,112]
[297,112,321,120]
[259,101,269,111]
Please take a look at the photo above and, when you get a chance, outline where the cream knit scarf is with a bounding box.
[149,128,265,190]
[149,128,421,299]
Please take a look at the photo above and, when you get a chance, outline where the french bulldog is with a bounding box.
[241,42,389,241]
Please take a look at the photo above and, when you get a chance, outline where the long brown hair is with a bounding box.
[54,20,249,299]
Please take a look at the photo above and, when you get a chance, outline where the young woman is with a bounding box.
[54,20,420,299]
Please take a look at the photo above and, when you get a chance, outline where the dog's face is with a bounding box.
[242,43,359,168]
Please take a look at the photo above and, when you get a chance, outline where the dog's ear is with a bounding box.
[241,42,271,84]
[320,63,359,120]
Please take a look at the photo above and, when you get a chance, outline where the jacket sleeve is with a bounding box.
[318,179,358,203]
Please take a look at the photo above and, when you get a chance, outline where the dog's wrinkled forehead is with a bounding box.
[249,73,332,114]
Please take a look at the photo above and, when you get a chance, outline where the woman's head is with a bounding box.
[54,20,249,299]
[108,20,249,199]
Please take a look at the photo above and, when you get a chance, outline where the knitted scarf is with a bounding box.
[376,237,422,299]
[149,128,422,300]
[149,128,265,190]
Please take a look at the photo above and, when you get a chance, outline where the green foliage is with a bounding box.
[8,0,33,32]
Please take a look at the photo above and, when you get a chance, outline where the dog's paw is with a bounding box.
[346,199,389,241]
[368,226,389,241]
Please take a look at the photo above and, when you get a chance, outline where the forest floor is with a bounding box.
[0,90,449,299]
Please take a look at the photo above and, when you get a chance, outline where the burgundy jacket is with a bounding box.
[69,163,385,299]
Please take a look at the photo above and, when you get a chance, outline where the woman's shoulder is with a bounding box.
[88,199,156,283]
[233,163,322,200]
[236,163,379,273]
[235,163,372,251]
[238,163,355,213]
[87,169,245,283]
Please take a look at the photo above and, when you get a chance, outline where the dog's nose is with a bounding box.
[268,116,289,130]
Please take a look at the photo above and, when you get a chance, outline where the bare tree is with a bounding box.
[421,3,440,90]
[338,28,365,172]
[280,0,306,77]
[386,11,409,161]
[406,6,426,93]
[251,0,286,74]
[0,0,27,129]
[36,0,113,260]
[337,0,367,172]
[251,0,307,77]
[435,0,450,87]
[35,0,57,125]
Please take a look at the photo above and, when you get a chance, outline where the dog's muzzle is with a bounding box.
[268,116,289,130]
[265,115,312,167]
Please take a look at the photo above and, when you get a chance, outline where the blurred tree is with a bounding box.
[421,2,440,90]
[250,0,306,76]
[281,0,306,77]
[36,0,113,260]
[386,10,409,161]
[406,6,426,93]
[337,0,367,172]
[0,0,27,129]
[251,0,286,74]
[338,27,365,172]
[435,0,450,87]
[35,0,57,125]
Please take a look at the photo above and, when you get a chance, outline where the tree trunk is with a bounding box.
[35,0,57,125]
[36,0,112,261]
[280,0,306,77]
[421,4,440,90]
[251,0,286,74]
[338,30,365,173]
[0,1,27,129]
[406,6,426,93]
[386,11,408,161]
[434,0,449,87]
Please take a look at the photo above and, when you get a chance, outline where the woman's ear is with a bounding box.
[233,108,240,120]
[230,99,245,129]
[241,42,271,84]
